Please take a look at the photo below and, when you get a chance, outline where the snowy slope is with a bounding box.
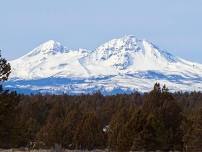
[5,36,202,94]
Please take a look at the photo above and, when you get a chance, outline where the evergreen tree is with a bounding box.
[0,50,11,92]
[0,51,20,148]
[36,101,67,147]
[73,112,105,150]
[108,107,131,151]
[62,107,82,149]
[0,88,20,147]
[116,109,143,151]
[132,84,183,151]
[183,108,202,151]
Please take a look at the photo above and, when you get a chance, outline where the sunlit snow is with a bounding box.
[5,35,202,94]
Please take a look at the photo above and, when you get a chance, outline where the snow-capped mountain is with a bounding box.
[5,35,202,94]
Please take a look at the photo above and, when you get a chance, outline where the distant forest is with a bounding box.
[0,83,202,151]
[1,53,202,151]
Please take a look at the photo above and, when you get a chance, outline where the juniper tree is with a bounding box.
[0,50,11,91]
[0,51,19,148]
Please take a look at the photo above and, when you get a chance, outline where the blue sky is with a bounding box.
[1,0,202,63]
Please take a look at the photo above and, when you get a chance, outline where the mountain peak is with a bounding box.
[8,35,202,94]
[37,40,65,53]
[96,35,162,52]
[89,35,179,70]
[96,35,139,53]
[25,40,66,58]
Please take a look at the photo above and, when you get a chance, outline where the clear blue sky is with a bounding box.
[1,0,202,63]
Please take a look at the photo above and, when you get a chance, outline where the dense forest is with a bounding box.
[1,53,202,151]
[1,84,202,151]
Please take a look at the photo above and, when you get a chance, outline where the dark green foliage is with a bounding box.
[108,83,183,151]
[0,50,11,83]
[73,112,105,150]
[140,83,183,151]
[183,108,202,151]
[0,91,20,148]
[0,82,202,151]
[0,52,20,148]
[108,107,132,151]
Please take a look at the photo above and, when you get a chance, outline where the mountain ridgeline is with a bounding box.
[1,50,202,151]
[6,35,202,94]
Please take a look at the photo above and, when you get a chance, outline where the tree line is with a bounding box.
[1,85,202,151]
[1,52,202,151]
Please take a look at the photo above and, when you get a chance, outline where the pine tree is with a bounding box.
[36,101,67,147]
[0,50,11,84]
[73,112,105,150]
[0,89,20,148]
[108,107,131,151]
[184,108,202,151]
[132,84,183,151]
[0,51,20,148]
[116,109,143,151]
[62,108,82,149]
